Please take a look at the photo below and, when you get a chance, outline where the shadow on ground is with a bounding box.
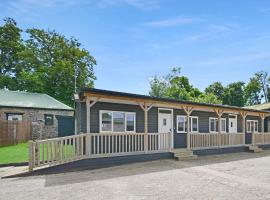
[11,150,269,187]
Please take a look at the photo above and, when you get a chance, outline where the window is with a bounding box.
[44,114,54,125]
[221,118,226,133]
[190,116,198,132]
[246,120,258,133]
[101,111,112,132]
[100,111,136,133]
[126,112,135,132]
[209,118,227,133]
[177,116,186,133]
[6,113,22,121]
[113,112,125,132]
[176,115,199,133]
[209,118,218,132]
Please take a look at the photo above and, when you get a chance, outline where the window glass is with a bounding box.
[101,112,112,131]
[7,113,22,121]
[254,121,258,132]
[210,118,216,132]
[177,116,185,132]
[44,114,54,125]
[126,113,135,132]
[113,112,125,132]
[193,117,198,132]
[221,119,226,132]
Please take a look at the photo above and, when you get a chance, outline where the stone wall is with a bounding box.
[0,107,73,140]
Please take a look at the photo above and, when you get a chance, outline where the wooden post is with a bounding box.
[239,111,247,145]
[138,102,153,153]
[214,109,224,147]
[86,97,99,133]
[29,140,34,171]
[86,98,90,133]
[260,114,265,133]
[182,106,194,150]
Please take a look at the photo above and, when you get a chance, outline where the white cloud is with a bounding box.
[2,0,160,20]
[144,17,199,28]
[183,24,236,42]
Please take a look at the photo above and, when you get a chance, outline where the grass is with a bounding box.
[0,141,80,165]
[0,143,29,164]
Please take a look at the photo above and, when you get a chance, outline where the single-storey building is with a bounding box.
[28,88,270,171]
[0,90,74,139]
[75,88,270,152]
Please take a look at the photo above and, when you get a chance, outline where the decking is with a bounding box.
[28,131,270,171]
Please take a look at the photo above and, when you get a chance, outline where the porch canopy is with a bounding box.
[79,88,270,150]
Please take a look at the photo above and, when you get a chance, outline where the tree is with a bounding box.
[245,77,262,105]
[0,18,96,106]
[255,71,269,103]
[0,17,24,89]
[223,82,246,107]
[205,82,225,101]
[149,76,168,98]
[149,67,221,104]
[191,93,222,104]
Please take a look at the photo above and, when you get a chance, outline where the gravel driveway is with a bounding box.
[1,151,270,200]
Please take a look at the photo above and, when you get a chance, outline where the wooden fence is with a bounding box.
[189,133,245,150]
[253,133,270,145]
[0,120,31,146]
[29,132,171,171]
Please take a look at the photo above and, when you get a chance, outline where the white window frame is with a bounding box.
[176,115,186,133]
[209,117,227,133]
[189,116,199,133]
[209,117,218,133]
[100,110,113,133]
[99,110,136,133]
[221,118,227,133]
[125,112,136,132]
[246,120,259,133]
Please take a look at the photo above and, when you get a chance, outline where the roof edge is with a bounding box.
[80,88,270,114]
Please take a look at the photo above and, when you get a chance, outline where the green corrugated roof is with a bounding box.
[244,103,270,110]
[0,90,73,110]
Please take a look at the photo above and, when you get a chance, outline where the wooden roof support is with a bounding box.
[214,109,224,117]
[182,105,194,115]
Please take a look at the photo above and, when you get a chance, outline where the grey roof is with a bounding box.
[0,90,73,110]
[244,103,270,111]
[80,88,270,114]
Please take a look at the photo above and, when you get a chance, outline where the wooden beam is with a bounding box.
[86,97,100,133]
[83,92,269,116]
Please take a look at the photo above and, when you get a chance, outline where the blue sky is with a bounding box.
[0,0,270,94]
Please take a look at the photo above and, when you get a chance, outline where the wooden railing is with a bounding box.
[253,133,270,145]
[189,133,245,150]
[29,132,171,171]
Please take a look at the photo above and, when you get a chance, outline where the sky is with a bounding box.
[0,0,270,95]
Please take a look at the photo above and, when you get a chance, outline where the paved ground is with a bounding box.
[1,151,270,200]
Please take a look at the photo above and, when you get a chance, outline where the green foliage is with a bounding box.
[254,71,269,103]
[245,77,262,105]
[205,82,225,101]
[149,67,221,104]
[223,82,246,107]
[0,18,96,106]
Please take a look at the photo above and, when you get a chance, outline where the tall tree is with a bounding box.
[0,17,24,89]
[149,67,221,104]
[245,77,262,105]
[204,82,225,101]
[0,18,96,106]
[255,71,269,103]
[223,82,246,107]
[149,76,167,98]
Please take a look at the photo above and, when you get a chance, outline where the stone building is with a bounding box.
[0,90,74,139]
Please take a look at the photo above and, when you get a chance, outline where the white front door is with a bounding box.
[229,117,237,133]
[158,113,172,133]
